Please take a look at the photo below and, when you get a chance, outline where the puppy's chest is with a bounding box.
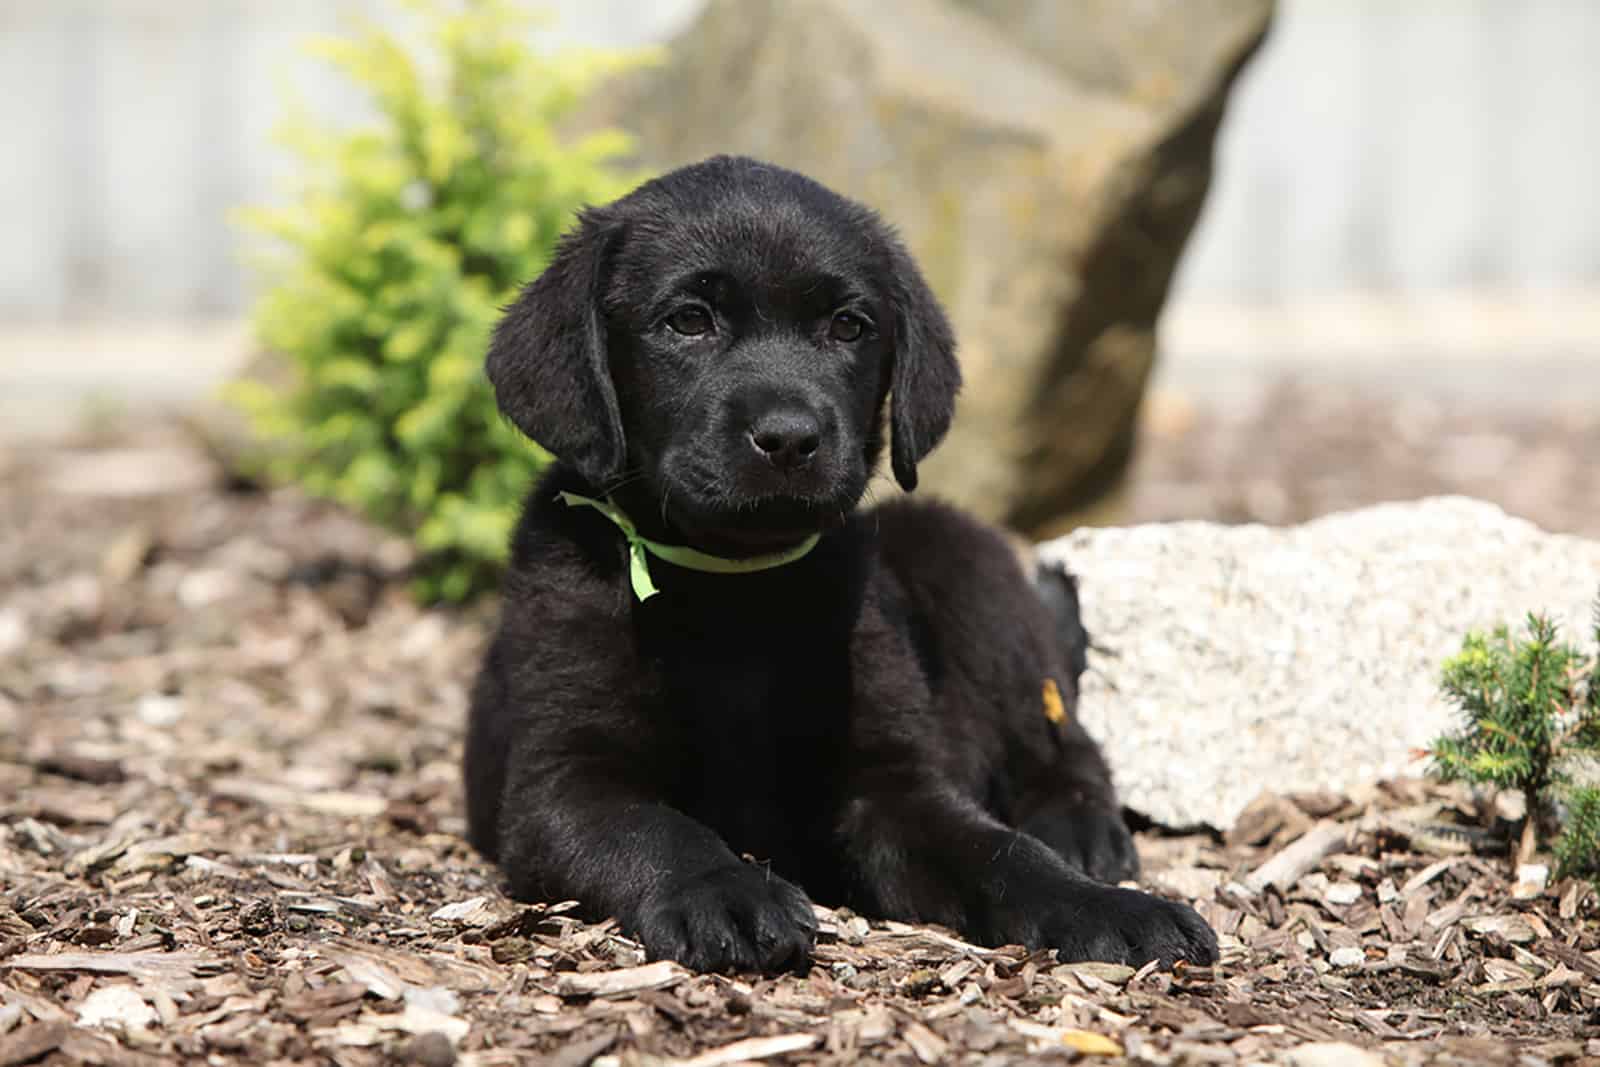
[652,641,851,869]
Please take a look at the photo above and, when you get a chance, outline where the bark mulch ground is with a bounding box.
[3,384,1598,1066]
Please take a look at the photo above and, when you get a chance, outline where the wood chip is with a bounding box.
[209,778,387,818]
[545,1030,619,1067]
[429,896,497,926]
[1541,962,1584,989]
[1461,914,1536,944]
[279,982,369,1020]
[674,1032,819,1066]
[556,961,684,999]
[34,753,125,786]
[858,1006,896,1044]
[1482,959,1532,984]
[1057,962,1136,986]
[3,952,221,982]
[1244,823,1352,893]
[109,835,210,876]
[0,1022,66,1067]
[1401,892,1431,939]
[902,1021,948,1064]
[1537,939,1600,979]
[1062,991,1138,1030]
[871,923,1000,958]
[54,1028,169,1067]
[937,958,977,988]
[64,836,135,875]
[1557,879,1590,919]
[28,788,119,827]
[1425,898,1469,930]
[1401,858,1460,897]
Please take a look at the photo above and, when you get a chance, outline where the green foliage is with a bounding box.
[1555,786,1600,880]
[1430,617,1577,792]
[233,0,648,602]
[1428,589,1600,880]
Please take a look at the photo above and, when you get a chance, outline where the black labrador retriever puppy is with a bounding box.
[464,155,1216,973]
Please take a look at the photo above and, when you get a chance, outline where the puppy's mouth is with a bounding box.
[664,491,854,558]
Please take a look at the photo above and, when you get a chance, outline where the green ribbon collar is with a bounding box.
[558,491,821,601]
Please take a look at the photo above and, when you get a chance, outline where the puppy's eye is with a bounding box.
[665,306,713,337]
[830,311,867,342]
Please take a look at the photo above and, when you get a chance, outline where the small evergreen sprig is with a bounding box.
[1555,785,1600,880]
[1427,588,1600,880]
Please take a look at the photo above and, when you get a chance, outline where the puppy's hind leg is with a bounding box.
[1020,561,1139,884]
[1016,770,1140,885]
[1031,560,1090,682]
[840,784,1213,968]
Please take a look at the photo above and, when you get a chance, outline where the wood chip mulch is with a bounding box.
[2,431,1598,1066]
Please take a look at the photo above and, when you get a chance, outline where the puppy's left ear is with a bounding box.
[886,239,961,491]
[486,212,626,486]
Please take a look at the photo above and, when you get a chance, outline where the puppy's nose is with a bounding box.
[749,410,822,471]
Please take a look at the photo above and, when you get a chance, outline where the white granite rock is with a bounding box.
[1039,497,1600,830]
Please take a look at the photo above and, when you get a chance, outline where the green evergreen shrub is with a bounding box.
[1428,590,1600,880]
[233,0,648,601]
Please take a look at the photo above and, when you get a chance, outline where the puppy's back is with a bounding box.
[869,498,1065,680]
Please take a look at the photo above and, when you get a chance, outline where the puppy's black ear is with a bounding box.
[486,213,625,486]
[886,239,961,491]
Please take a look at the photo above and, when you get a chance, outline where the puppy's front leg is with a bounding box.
[497,754,817,974]
[840,784,1216,968]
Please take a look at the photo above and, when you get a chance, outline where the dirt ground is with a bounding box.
[2,376,1598,1066]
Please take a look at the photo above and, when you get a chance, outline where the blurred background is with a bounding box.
[2,0,1597,563]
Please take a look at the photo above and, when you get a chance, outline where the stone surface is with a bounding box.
[605,0,1272,531]
[1039,497,1600,830]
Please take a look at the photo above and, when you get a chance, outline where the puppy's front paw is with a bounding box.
[1040,885,1217,969]
[633,864,817,974]
[1051,806,1139,885]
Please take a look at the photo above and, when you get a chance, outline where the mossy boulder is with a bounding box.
[602,0,1272,532]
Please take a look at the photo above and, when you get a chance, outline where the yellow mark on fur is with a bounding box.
[1042,677,1067,723]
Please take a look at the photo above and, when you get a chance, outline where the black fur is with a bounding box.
[466,156,1216,973]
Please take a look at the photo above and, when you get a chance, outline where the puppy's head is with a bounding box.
[487,155,960,552]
